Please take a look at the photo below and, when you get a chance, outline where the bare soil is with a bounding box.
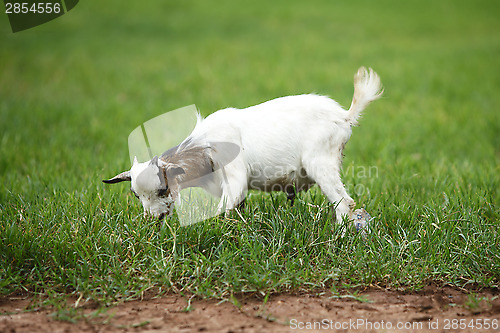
[1,285,499,332]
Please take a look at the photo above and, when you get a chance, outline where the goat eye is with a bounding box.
[131,189,139,199]
[157,188,168,197]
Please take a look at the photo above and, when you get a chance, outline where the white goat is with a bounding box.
[104,67,383,224]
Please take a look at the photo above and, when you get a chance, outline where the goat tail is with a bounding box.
[347,67,383,126]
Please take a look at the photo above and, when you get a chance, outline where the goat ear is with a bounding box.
[102,171,131,184]
[166,166,185,179]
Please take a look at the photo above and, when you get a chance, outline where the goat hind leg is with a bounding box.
[304,158,355,223]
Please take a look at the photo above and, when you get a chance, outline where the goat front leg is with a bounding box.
[215,167,248,216]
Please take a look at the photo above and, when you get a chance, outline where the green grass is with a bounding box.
[1,0,499,308]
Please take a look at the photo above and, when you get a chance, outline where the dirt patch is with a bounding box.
[1,286,499,332]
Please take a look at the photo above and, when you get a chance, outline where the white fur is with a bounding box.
[178,67,381,221]
[130,158,173,218]
[106,67,383,223]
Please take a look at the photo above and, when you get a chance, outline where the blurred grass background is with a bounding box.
[0,0,499,303]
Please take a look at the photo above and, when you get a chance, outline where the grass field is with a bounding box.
[1,0,499,309]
